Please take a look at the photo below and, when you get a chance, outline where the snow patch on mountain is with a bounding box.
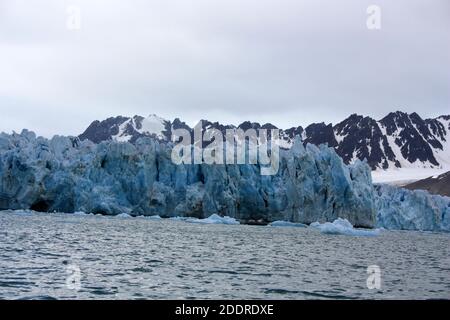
[138,114,167,139]
[371,167,450,185]
[432,117,450,168]
[112,119,133,142]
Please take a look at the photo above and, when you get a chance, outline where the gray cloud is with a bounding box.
[0,0,449,137]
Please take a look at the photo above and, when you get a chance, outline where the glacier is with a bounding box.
[375,184,450,232]
[0,129,449,232]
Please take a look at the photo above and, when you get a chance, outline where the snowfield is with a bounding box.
[371,167,449,185]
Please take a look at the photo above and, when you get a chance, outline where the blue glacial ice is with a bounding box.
[375,184,450,232]
[137,214,162,220]
[115,213,133,218]
[310,218,381,236]
[0,130,449,231]
[269,221,308,228]
[185,214,240,225]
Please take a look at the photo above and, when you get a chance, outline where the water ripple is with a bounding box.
[0,211,449,299]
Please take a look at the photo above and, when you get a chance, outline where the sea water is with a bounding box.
[0,211,449,299]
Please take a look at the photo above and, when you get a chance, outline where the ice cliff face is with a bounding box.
[0,130,375,227]
[1,130,449,231]
[375,184,450,232]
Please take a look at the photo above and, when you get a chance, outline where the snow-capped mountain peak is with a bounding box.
[79,111,450,175]
[80,114,170,143]
[137,114,167,138]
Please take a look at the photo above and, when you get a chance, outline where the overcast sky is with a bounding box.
[0,0,449,137]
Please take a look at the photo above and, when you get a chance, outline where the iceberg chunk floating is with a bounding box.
[138,215,162,220]
[185,214,240,225]
[269,221,307,228]
[169,216,189,222]
[73,211,90,216]
[115,213,133,218]
[310,218,381,237]
[1,209,33,216]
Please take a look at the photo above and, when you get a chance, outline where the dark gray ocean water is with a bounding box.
[0,211,449,299]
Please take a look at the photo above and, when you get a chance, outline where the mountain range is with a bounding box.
[79,111,450,171]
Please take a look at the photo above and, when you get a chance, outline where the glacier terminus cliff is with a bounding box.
[0,130,449,232]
